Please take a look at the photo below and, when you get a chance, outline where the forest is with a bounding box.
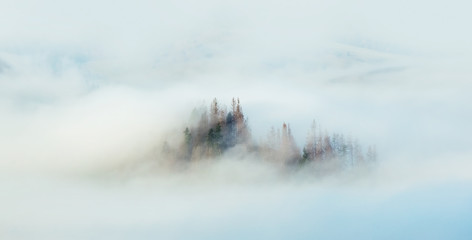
[163,98,377,171]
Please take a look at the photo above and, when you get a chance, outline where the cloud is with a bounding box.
[1,154,472,240]
[1,0,472,239]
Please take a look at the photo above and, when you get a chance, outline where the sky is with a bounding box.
[1,0,472,239]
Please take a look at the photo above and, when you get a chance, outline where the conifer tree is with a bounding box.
[174,98,376,170]
[303,120,316,163]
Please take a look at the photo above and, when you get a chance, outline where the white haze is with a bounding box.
[1,0,472,239]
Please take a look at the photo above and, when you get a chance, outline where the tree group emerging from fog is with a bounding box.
[177,98,251,160]
[164,98,376,170]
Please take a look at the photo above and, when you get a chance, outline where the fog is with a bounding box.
[1,0,472,239]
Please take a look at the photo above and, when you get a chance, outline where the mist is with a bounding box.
[1,0,472,239]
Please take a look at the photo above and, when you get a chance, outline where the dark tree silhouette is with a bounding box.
[166,98,375,172]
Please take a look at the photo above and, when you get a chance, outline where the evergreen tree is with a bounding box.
[303,120,316,162]
[210,98,219,126]
[183,127,193,159]
[171,98,377,171]
[366,145,377,163]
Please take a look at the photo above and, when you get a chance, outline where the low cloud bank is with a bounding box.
[1,153,471,240]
